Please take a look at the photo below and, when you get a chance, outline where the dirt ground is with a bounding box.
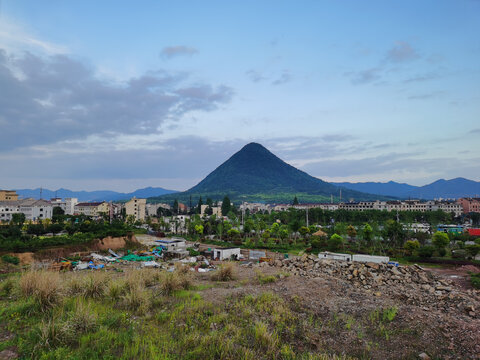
[426,265,480,290]
[196,265,480,359]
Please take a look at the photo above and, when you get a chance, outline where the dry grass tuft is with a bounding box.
[121,284,151,314]
[212,263,235,281]
[159,272,181,295]
[64,298,98,335]
[174,262,190,275]
[20,270,61,311]
[82,271,109,299]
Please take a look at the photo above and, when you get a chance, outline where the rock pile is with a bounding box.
[265,254,480,318]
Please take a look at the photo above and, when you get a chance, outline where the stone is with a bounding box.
[418,352,431,360]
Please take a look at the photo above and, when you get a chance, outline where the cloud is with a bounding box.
[385,41,420,63]
[246,69,266,83]
[160,46,198,59]
[407,91,444,100]
[0,18,68,55]
[0,49,233,151]
[470,128,480,134]
[271,70,292,86]
[347,67,382,85]
[403,72,440,83]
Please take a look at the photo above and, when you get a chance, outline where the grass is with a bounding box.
[0,268,419,359]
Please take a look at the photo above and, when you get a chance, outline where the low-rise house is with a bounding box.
[213,247,241,261]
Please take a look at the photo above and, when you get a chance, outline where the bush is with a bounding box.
[418,245,435,258]
[438,247,447,257]
[1,254,20,265]
[470,272,480,289]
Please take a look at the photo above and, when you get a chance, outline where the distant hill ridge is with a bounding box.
[13,187,177,202]
[333,177,480,200]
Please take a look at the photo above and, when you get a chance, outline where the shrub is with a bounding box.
[470,272,480,289]
[418,245,435,258]
[1,254,20,265]
[212,263,235,281]
[438,247,447,257]
[0,277,15,296]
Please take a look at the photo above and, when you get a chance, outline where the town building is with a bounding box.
[200,204,222,217]
[457,198,480,214]
[0,190,18,201]
[74,202,109,217]
[125,197,146,221]
[146,203,170,217]
[0,199,53,222]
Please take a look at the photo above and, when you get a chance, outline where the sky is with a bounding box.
[0,0,479,192]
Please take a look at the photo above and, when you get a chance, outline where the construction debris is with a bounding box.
[269,254,480,318]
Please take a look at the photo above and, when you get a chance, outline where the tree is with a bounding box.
[173,199,179,215]
[53,206,65,216]
[362,223,373,244]
[432,231,450,250]
[243,219,255,234]
[404,240,420,256]
[194,224,204,236]
[346,225,357,239]
[383,220,406,247]
[197,197,203,214]
[292,196,299,205]
[221,196,231,216]
[328,234,344,252]
[299,226,310,238]
[11,213,26,227]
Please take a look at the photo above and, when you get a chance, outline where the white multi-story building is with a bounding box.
[0,199,53,222]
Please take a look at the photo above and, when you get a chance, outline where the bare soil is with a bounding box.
[197,265,480,359]
[426,265,479,290]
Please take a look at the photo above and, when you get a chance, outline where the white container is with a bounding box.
[352,254,389,264]
[318,252,352,261]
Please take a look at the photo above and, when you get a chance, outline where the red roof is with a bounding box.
[468,228,480,236]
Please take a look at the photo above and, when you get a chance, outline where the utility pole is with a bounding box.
[241,202,245,226]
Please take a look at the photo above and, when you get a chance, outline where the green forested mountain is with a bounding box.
[151,142,389,204]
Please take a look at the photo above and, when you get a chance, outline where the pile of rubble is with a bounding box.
[266,254,480,318]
